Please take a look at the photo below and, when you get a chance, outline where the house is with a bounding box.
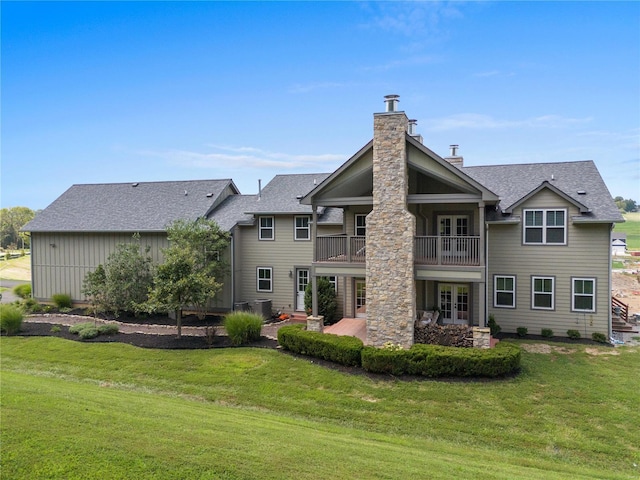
[302,95,623,346]
[24,95,623,345]
[611,233,627,256]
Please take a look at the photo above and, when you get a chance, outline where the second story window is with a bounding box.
[259,216,274,240]
[294,216,310,240]
[524,209,566,245]
[355,214,367,236]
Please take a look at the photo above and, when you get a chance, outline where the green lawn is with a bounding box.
[2,337,639,479]
[614,212,640,250]
[0,254,31,281]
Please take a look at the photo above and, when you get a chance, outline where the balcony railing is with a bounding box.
[315,235,480,266]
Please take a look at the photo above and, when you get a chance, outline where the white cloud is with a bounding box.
[361,1,463,37]
[136,145,345,170]
[426,113,593,131]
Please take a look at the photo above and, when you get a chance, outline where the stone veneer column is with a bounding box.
[365,107,416,348]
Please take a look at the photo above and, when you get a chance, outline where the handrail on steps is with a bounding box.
[611,297,629,323]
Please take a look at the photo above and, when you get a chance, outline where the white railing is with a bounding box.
[316,235,480,266]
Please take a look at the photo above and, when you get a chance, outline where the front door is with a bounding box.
[296,269,309,311]
[355,279,366,318]
[438,284,470,325]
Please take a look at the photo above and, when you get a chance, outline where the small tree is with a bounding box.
[104,240,154,315]
[82,264,108,318]
[304,277,338,325]
[145,218,229,338]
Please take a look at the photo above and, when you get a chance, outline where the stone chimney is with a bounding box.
[445,144,463,168]
[366,95,416,348]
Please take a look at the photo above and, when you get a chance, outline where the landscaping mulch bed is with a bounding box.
[14,318,278,350]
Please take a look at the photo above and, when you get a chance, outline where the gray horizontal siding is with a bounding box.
[487,192,611,337]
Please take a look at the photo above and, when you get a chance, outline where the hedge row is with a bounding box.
[277,324,363,367]
[361,342,521,378]
[277,324,521,378]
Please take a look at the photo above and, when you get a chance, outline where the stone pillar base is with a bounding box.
[473,327,491,349]
[306,316,324,333]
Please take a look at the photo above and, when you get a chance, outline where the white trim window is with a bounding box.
[294,216,310,240]
[257,267,273,292]
[259,216,274,240]
[355,214,366,236]
[572,278,596,312]
[523,209,567,245]
[494,275,516,308]
[532,276,554,310]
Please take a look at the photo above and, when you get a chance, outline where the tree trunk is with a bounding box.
[176,309,182,339]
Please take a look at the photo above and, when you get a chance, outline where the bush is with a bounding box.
[52,293,72,309]
[78,327,100,339]
[69,322,95,335]
[224,312,263,346]
[97,324,119,336]
[567,329,581,339]
[277,324,364,367]
[488,315,501,336]
[516,327,528,337]
[21,297,41,313]
[304,277,338,325]
[0,304,24,335]
[361,342,521,378]
[13,283,31,299]
[592,332,607,343]
[541,328,553,338]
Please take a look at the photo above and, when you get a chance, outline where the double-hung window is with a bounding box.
[294,216,310,240]
[572,278,595,312]
[523,209,566,245]
[257,267,273,292]
[494,275,516,308]
[532,276,554,310]
[259,216,274,240]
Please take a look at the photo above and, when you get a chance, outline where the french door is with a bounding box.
[438,215,469,258]
[296,269,309,311]
[355,279,366,318]
[438,284,470,325]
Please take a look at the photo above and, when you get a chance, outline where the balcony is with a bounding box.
[315,235,481,266]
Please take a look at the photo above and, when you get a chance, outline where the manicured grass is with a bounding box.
[614,212,640,250]
[0,254,31,281]
[2,337,639,479]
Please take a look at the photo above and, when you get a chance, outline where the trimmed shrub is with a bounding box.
[224,312,263,346]
[592,332,607,343]
[516,327,528,337]
[567,329,581,340]
[0,304,24,335]
[13,283,31,299]
[362,342,521,378]
[304,277,338,325]
[78,327,100,339]
[52,293,72,309]
[488,315,501,336]
[277,324,364,367]
[69,322,95,335]
[97,324,119,336]
[541,328,554,338]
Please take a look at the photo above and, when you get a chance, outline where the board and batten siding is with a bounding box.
[30,232,169,303]
[487,190,611,337]
[234,215,342,315]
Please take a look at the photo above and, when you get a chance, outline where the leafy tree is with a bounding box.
[304,277,338,325]
[104,240,154,315]
[146,218,229,337]
[81,264,108,318]
[615,197,638,213]
[0,207,35,249]
[81,236,154,317]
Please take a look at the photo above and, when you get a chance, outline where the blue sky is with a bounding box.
[2,1,639,210]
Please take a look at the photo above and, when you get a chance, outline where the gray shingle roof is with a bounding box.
[463,160,623,223]
[208,174,342,230]
[24,179,237,232]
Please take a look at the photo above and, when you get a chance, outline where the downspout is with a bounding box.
[608,223,614,339]
[485,221,489,328]
[230,229,235,310]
